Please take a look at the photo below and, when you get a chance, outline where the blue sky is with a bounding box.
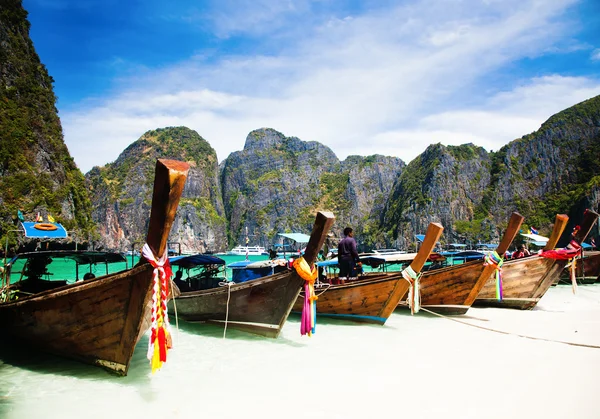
[23,0,600,173]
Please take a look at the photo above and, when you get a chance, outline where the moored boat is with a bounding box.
[0,159,189,375]
[399,212,525,315]
[227,245,267,256]
[167,211,335,338]
[291,222,444,324]
[475,210,599,309]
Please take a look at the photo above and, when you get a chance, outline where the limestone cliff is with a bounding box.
[382,95,600,248]
[220,128,404,249]
[86,127,226,253]
[0,0,94,248]
[382,143,491,249]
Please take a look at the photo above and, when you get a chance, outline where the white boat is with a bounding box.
[227,245,267,256]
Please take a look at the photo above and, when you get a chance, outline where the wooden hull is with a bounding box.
[559,251,600,283]
[398,260,487,315]
[292,273,410,324]
[0,264,154,375]
[474,256,565,310]
[168,271,304,338]
[580,252,600,280]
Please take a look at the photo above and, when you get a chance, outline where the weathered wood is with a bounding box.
[476,210,599,309]
[303,211,336,267]
[463,212,524,305]
[412,212,523,314]
[410,222,444,272]
[0,159,189,375]
[168,211,335,338]
[145,159,190,258]
[292,222,443,324]
[543,214,568,251]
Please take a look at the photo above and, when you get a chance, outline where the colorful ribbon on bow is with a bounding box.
[402,265,421,315]
[484,251,504,301]
[293,257,318,336]
[142,243,173,374]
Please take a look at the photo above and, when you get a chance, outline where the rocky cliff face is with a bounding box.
[487,95,600,233]
[86,127,226,253]
[382,143,491,248]
[0,0,94,247]
[220,128,404,249]
[382,95,600,249]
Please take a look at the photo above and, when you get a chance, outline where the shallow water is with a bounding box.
[1,283,600,419]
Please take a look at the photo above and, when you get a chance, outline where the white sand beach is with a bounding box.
[1,283,600,419]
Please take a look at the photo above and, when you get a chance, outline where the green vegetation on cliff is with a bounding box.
[0,0,95,247]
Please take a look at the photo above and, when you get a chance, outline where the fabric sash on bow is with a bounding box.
[540,239,582,294]
[484,251,504,301]
[293,257,318,336]
[142,243,173,373]
[402,265,421,315]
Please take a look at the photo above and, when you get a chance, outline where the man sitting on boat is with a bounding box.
[173,269,191,292]
[338,227,360,279]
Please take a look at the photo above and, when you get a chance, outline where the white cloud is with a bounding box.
[60,0,600,172]
[592,49,600,61]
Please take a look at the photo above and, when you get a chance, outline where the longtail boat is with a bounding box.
[291,222,443,324]
[558,250,600,284]
[475,210,599,309]
[167,211,335,338]
[399,212,525,315]
[0,159,189,375]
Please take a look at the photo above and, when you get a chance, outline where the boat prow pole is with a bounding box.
[571,210,599,245]
[139,159,190,261]
[543,214,569,251]
[302,211,336,267]
[409,222,444,273]
[464,211,524,305]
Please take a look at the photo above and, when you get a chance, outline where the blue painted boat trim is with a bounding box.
[292,311,386,324]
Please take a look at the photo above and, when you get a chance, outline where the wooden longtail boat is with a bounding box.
[291,222,444,324]
[167,211,335,338]
[399,212,525,315]
[0,159,189,375]
[475,210,599,309]
[557,251,600,284]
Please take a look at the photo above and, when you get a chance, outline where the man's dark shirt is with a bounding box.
[338,236,359,262]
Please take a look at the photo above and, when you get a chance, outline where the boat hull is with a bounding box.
[292,273,410,325]
[474,256,565,310]
[168,271,304,338]
[0,264,154,375]
[396,260,486,314]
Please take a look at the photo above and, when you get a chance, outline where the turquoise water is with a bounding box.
[2,252,468,286]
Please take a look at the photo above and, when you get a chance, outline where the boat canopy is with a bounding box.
[170,254,225,268]
[277,233,310,243]
[20,222,68,239]
[582,242,593,249]
[520,233,549,243]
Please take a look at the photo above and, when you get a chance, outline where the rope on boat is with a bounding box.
[414,305,600,350]
[401,265,421,315]
[304,282,331,297]
[219,280,234,339]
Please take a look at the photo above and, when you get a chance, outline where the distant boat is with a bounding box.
[227,245,267,256]
[167,212,335,338]
[371,248,407,256]
[475,211,599,309]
